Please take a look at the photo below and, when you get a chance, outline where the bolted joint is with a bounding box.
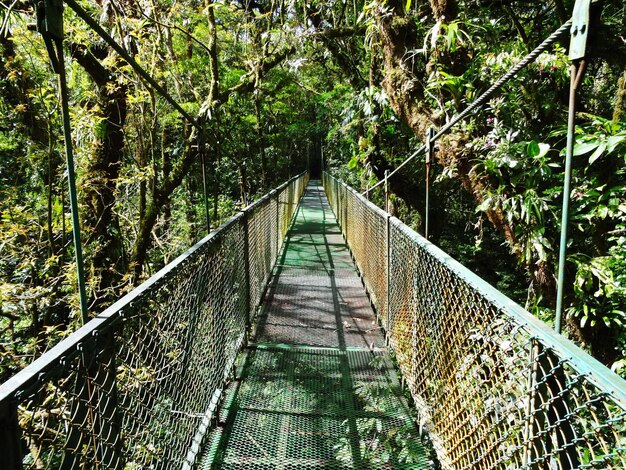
[35,0,64,41]
[569,0,591,61]
[425,126,436,165]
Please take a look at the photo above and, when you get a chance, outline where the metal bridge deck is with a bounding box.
[200,181,431,468]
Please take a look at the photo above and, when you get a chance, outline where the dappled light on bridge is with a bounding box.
[1,175,625,469]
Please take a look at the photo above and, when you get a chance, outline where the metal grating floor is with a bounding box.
[200,182,432,469]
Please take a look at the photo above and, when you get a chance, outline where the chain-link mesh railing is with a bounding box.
[0,172,307,469]
[323,172,626,470]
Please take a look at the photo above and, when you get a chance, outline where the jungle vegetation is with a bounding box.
[1,0,625,382]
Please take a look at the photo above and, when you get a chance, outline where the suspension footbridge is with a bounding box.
[1,173,625,469]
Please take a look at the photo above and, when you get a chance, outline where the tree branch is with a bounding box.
[68,43,110,86]
[219,45,296,102]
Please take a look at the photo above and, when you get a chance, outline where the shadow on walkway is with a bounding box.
[200,181,432,469]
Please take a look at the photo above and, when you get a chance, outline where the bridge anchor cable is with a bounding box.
[365,19,574,196]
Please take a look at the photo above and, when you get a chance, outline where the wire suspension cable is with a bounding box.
[365,19,573,195]
[63,0,201,131]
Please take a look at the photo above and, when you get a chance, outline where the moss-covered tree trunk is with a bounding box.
[72,45,127,308]
[375,0,519,250]
[614,69,626,122]
[370,0,626,364]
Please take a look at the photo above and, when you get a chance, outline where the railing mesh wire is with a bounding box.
[0,173,308,469]
[323,172,626,470]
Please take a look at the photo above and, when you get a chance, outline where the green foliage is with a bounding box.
[425,20,471,54]
[568,251,626,329]
[0,0,318,381]
[572,117,626,165]
[469,111,626,368]
[325,0,626,373]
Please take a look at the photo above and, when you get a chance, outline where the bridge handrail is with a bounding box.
[0,171,308,469]
[323,171,626,469]
[0,212,241,404]
[391,217,626,405]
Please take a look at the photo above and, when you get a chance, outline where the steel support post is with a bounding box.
[555,0,591,333]
[241,209,252,331]
[425,126,435,240]
[386,214,391,345]
[36,0,89,324]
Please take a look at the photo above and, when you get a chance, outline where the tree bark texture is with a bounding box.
[71,45,128,305]
[375,1,519,251]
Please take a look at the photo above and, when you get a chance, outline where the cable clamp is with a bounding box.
[569,0,591,61]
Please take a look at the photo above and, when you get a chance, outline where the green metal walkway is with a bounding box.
[3,174,625,468]
[200,181,432,468]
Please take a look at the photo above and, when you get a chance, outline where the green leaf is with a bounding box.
[348,156,359,170]
[430,21,441,50]
[607,134,626,153]
[446,23,458,52]
[476,197,492,212]
[573,141,599,156]
[527,140,540,157]
[405,0,411,11]
[537,143,550,158]
[588,143,607,164]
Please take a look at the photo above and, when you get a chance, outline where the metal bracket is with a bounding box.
[35,0,63,40]
[425,126,436,164]
[34,0,64,73]
[569,0,591,61]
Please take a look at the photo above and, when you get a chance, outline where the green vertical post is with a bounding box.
[425,126,435,240]
[384,170,391,342]
[386,214,391,344]
[37,0,89,324]
[555,0,591,333]
[241,208,252,332]
[555,67,577,334]
[57,43,89,324]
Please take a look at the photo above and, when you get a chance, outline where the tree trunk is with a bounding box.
[613,69,626,122]
[255,82,268,190]
[239,164,249,206]
[429,0,457,20]
[0,32,49,147]
[130,137,195,282]
[373,1,554,291]
[71,45,128,307]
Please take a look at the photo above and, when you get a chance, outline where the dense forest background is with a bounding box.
[1,0,625,383]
